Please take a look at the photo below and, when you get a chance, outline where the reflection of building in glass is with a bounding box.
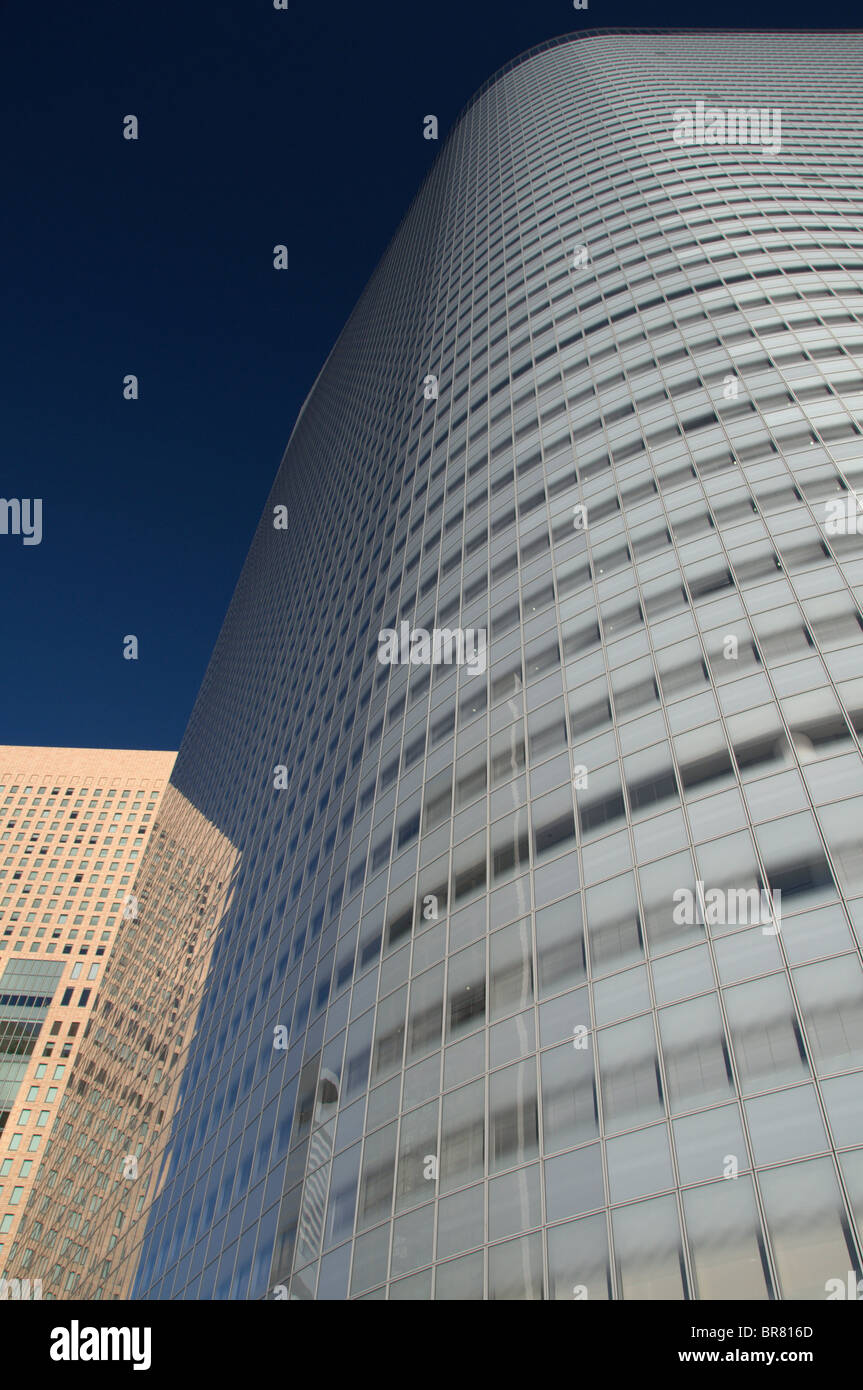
[288,1068,340,1295]
[0,746,174,1280]
[14,29,863,1299]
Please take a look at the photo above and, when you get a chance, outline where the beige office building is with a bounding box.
[0,746,175,1271]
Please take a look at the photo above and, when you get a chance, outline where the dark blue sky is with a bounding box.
[1,0,848,751]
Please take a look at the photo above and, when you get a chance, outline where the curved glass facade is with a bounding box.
[15,29,863,1300]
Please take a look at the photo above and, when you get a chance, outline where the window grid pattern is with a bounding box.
[15,31,863,1301]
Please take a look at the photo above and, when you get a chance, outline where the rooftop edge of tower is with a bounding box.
[272,26,863,479]
[457,26,863,125]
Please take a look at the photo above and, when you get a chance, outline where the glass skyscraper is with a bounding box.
[16,29,863,1300]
